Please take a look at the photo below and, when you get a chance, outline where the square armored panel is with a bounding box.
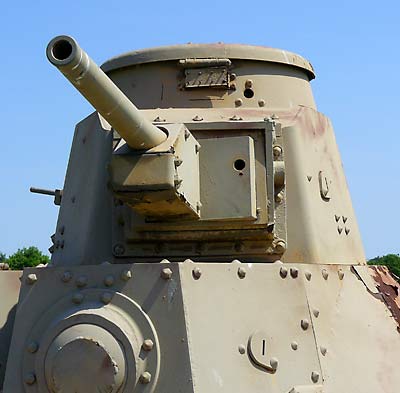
[199,136,256,220]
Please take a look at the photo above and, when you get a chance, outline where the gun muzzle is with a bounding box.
[46,35,166,150]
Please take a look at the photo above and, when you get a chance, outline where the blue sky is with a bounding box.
[1,1,399,259]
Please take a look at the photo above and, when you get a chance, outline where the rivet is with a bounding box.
[104,275,115,287]
[313,309,320,318]
[142,339,154,352]
[161,267,173,280]
[307,175,312,182]
[301,319,310,330]
[258,99,266,107]
[305,271,312,281]
[275,240,286,253]
[121,269,132,281]
[290,267,299,278]
[192,267,202,280]
[229,114,243,121]
[101,292,113,304]
[237,267,246,279]
[72,293,84,304]
[76,275,88,288]
[342,216,348,223]
[24,372,36,385]
[345,227,350,235]
[275,192,284,204]
[273,145,282,157]
[195,145,201,154]
[322,269,329,280]
[291,341,298,350]
[192,115,203,121]
[113,243,125,256]
[245,79,253,88]
[269,357,279,371]
[27,341,39,354]
[174,159,183,167]
[235,98,243,107]
[184,129,190,140]
[311,371,320,383]
[337,226,343,234]
[238,345,246,354]
[338,269,345,280]
[335,214,340,222]
[59,225,65,235]
[320,346,327,356]
[153,116,166,122]
[26,273,38,285]
[280,266,288,278]
[140,371,152,384]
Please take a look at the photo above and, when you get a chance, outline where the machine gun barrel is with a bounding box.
[46,35,166,150]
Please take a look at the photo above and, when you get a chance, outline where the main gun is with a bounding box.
[46,35,166,150]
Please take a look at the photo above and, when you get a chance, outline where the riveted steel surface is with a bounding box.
[4,264,193,392]
[5,35,398,392]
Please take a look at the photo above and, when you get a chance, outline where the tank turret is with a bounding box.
[1,35,399,393]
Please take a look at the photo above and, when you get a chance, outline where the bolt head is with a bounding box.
[269,357,279,371]
[245,79,253,88]
[301,319,310,330]
[27,341,39,353]
[104,275,115,287]
[311,371,320,383]
[24,372,36,385]
[26,273,38,285]
[76,275,88,288]
[161,267,173,280]
[258,99,266,107]
[338,269,345,280]
[320,346,327,356]
[291,341,298,350]
[275,240,286,253]
[235,98,243,107]
[113,243,125,256]
[305,271,312,281]
[273,145,282,157]
[275,192,284,204]
[313,309,320,318]
[237,267,246,279]
[140,371,152,384]
[101,292,113,304]
[290,267,299,278]
[72,293,84,304]
[61,271,72,283]
[121,269,132,281]
[192,267,202,280]
[142,339,154,352]
[280,266,288,278]
[322,269,329,280]
[238,344,246,354]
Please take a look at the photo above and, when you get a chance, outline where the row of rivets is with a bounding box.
[61,269,133,286]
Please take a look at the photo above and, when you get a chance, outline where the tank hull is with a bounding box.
[2,262,399,392]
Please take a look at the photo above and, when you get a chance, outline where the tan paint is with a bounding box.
[2,36,398,392]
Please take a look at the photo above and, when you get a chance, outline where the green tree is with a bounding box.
[368,254,400,280]
[0,252,6,262]
[6,247,50,270]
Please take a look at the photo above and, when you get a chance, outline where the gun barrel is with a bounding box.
[46,35,166,150]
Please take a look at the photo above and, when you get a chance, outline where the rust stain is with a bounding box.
[369,266,400,333]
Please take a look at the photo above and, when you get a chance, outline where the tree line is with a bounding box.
[0,247,50,270]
